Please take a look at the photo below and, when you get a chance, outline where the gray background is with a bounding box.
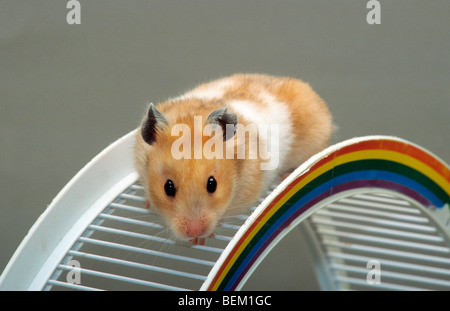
[1,1,449,289]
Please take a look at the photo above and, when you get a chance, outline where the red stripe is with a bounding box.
[340,139,449,181]
[207,138,448,290]
[208,173,302,289]
[208,139,383,290]
[208,149,332,289]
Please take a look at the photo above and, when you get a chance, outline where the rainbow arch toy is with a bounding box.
[1,134,449,290]
[201,136,450,290]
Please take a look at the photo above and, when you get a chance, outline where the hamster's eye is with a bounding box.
[164,179,176,197]
[206,176,217,193]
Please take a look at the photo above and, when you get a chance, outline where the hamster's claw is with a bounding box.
[190,237,206,245]
[144,200,151,209]
[281,171,294,181]
[189,232,216,245]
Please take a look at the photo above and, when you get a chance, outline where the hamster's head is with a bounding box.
[134,103,239,241]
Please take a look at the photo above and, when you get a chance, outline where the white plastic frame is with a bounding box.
[0,130,139,290]
[1,131,449,291]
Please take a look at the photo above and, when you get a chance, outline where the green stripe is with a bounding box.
[216,159,448,290]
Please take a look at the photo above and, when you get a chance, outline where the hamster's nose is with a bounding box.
[185,219,207,238]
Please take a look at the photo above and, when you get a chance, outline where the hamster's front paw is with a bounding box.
[144,200,151,209]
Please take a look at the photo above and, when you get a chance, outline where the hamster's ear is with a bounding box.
[141,103,168,145]
[206,107,238,141]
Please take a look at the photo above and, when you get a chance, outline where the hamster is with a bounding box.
[134,74,333,245]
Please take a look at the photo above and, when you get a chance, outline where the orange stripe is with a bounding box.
[207,138,449,290]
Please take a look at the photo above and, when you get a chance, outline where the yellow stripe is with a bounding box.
[211,153,338,289]
[210,148,449,289]
[344,150,450,192]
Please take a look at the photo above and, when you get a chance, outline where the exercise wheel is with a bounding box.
[0,131,449,291]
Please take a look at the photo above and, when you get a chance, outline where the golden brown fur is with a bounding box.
[134,73,333,242]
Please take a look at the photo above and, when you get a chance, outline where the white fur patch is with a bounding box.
[227,93,294,177]
[181,78,234,101]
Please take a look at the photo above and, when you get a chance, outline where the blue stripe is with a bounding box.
[223,169,443,290]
